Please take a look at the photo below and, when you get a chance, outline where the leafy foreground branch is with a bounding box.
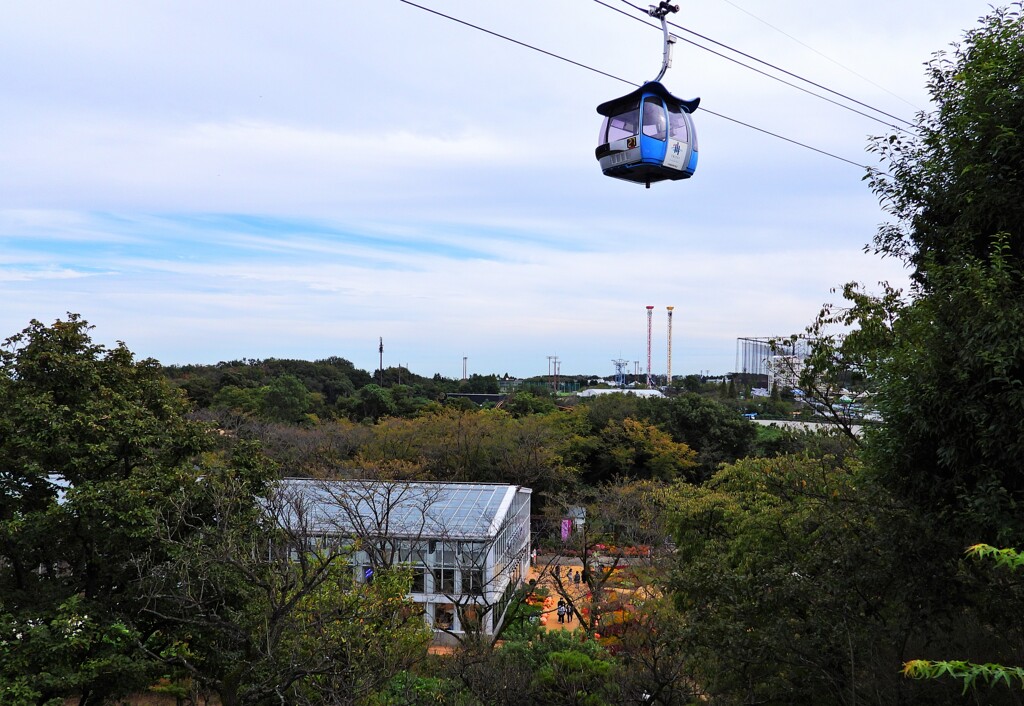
[904,660,1024,693]
[904,544,1024,696]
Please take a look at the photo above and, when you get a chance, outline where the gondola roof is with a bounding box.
[596,81,699,117]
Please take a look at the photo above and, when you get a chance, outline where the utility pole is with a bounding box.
[378,337,383,386]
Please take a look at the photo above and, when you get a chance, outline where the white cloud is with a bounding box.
[0,0,992,375]
[178,122,525,165]
[0,267,107,283]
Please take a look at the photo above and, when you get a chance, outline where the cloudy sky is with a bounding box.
[0,0,996,379]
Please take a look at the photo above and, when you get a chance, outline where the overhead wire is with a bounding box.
[396,0,892,172]
[595,0,914,134]
[396,0,632,87]
[715,0,922,112]
[613,0,915,129]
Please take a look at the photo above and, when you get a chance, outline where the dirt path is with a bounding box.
[528,560,589,631]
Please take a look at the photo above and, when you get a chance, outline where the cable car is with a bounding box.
[595,1,699,187]
[596,82,698,187]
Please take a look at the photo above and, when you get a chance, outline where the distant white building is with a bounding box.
[276,478,531,640]
[576,388,665,398]
[767,354,805,392]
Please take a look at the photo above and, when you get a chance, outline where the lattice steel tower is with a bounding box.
[612,359,630,388]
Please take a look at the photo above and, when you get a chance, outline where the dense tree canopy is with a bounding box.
[667,450,1016,705]
[869,4,1024,277]
[863,4,1024,543]
[0,315,213,702]
[0,318,436,705]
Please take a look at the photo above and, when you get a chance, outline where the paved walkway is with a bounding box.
[528,559,589,631]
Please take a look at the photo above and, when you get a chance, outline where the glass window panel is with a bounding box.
[438,567,456,594]
[643,97,667,140]
[462,568,484,596]
[434,603,454,630]
[668,103,689,142]
[606,105,640,143]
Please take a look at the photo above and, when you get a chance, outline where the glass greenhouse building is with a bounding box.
[276,478,532,639]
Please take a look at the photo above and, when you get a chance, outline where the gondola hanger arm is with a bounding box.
[647,2,679,83]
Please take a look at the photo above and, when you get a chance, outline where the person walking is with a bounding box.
[566,600,574,624]
[557,599,566,624]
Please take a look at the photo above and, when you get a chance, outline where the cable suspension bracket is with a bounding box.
[648,1,679,83]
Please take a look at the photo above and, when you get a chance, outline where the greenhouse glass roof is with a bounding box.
[275,478,527,539]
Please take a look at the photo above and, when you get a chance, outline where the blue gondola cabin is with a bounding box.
[595,81,698,187]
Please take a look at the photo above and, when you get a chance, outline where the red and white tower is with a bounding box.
[666,306,674,386]
[646,305,654,388]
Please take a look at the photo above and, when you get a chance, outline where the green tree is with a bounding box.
[259,373,314,423]
[680,374,703,393]
[669,454,932,705]
[138,463,431,706]
[611,596,699,705]
[458,374,500,394]
[576,392,642,432]
[443,629,619,706]
[287,565,433,705]
[870,249,1024,541]
[776,281,902,443]
[503,390,557,417]
[864,4,1024,543]
[641,393,756,480]
[0,315,212,703]
[868,4,1024,278]
[387,384,433,417]
[904,545,1024,696]
[211,383,263,417]
[368,670,469,706]
[356,407,580,496]
[534,650,616,706]
[586,418,697,483]
[571,393,754,481]
[353,384,398,422]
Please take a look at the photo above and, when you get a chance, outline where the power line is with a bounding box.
[397,0,632,87]
[613,0,914,128]
[715,0,922,112]
[396,0,882,171]
[700,108,869,169]
[595,0,913,134]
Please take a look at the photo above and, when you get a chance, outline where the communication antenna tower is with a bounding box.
[646,306,654,388]
[612,359,630,388]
